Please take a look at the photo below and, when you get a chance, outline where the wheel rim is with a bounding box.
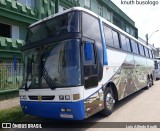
[147,77,150,87]
[147,79,150,87]
[106,92,115,110]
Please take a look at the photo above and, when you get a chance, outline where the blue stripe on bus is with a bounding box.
[20,100,85,120]
[98,18,108,65]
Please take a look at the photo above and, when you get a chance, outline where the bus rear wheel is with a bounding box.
[146,76,152,89]
[150,76,153,86]
[101,87,115,116]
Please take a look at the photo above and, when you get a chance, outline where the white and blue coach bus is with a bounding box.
[19,7,154,120]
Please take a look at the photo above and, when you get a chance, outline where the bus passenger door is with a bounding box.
[82,41,98,88]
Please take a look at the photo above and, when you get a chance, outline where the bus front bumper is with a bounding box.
[20,100,85,120]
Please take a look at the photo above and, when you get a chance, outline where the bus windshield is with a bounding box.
[27,11,80,44]
[23,39,81,89]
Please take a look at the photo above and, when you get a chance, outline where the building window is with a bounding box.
[126,26,130,34]
[98,4,103,16]
[59,5,66,13]
[0,23,11,38]
[12,25,19,40]
[84,0,90,8]
[0,23,19,39]
[17,0,35,8]
[113,16,122,29]
[106,9,112,22]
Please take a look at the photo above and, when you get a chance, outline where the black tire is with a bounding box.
[150,76,153,86]
[145,76,150,90]
[100,87,115,116]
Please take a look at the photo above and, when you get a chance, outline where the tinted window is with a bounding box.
[83,13,101,43]
[120,34,128,51]
[112,30,120,48]
[136,43,140,54]
[27,11,80,43]
[84,42,95,65]
[149,50,152,58]
[151,50,154,58]
[139,44,145,56]
[144,47,149,57]
[131,40,139,54]
[126,37,131,52]
[103,25,114,47]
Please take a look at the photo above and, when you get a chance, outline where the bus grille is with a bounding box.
[28,96,55,100]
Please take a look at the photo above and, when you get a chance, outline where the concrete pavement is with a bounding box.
[0,97,19,111]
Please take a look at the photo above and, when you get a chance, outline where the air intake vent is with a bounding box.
[29,96,55,100]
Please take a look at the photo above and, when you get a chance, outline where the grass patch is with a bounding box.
[0,106,36,123]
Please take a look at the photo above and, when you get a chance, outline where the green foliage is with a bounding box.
[0,66,9,91]
[0,66,8,82]
[0,106,36,122]
[0,106,24,123]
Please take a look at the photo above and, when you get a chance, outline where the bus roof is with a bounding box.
[29,7,151,50]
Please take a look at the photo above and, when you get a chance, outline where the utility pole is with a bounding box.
[146,34,148,45]
[146,30,159,45]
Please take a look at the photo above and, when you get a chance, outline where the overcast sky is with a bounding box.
[112,0,160,47]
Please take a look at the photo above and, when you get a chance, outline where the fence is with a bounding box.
[0,62,23,92]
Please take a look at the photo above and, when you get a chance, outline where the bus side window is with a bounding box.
[149,50,152,58]
[155,61,158,69]
[126,37,131,52]
[139,44,145,56]
[131,40,139,54]
[151,50,154,58]
[82,13,101,44]
[144,47,149,57]
[136,43,140,54]
[148,49,150,58]
[112,30,120,49]
[120,34,128,51]
[103,25,114,47]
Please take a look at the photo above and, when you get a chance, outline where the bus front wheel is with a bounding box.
[101,87,115,116]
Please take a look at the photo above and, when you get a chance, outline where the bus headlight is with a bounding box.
[20,95,27,100]
[65,95,70,100]
[73,94,80,100]
[59,95,64,100]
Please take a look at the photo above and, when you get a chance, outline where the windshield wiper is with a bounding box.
[40,57,57,90]
[25,80,31,91]
[25,57,33,91]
